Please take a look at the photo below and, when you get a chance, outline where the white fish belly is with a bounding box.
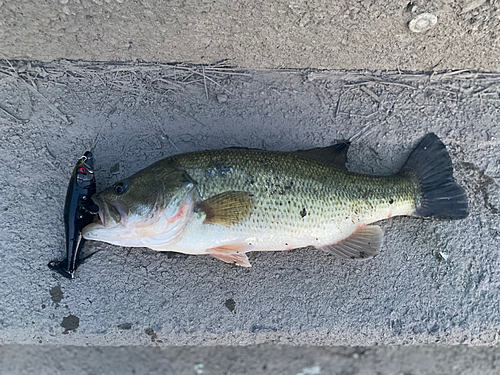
[148,200,414,255]
[149,215,360,255]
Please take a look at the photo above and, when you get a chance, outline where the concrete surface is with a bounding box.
[0,60,499,346]
[2,344,500,375]
[1,0,500,71]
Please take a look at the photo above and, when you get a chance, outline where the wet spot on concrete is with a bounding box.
[390,319,403,335]
[251,324,277,333]
[118,322,133,330]
[429,323,440,333]
[49,285,63,308]
[194,363,204,375]
[456,162,499,214]
[145,327,158,342]
[61,314,79,334]
[225,298,236,313]
[413,324,426,334]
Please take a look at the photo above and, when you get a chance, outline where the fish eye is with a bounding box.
[114,181,128,195]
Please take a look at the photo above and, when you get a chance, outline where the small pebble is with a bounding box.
[409,13,437,33]
[62,6,71,15]
[217,94,228,103]
[60,0,68,4]
[438,252,449,261]
[110,163,120,175]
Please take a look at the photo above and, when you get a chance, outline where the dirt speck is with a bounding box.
[457,162,498,214]
[145,327,158,341]
[110,162,120,174]
[225,298,236,313]
[61,314,79,334]
[118,322,133,330]
[49,285,63,308]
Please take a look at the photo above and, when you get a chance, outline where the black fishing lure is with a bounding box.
[49,151,99,279]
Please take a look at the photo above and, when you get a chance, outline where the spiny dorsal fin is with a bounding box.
[196,191,254,226]
[320,225,383,259]
[224,142,350,171]
[293,142,350,171]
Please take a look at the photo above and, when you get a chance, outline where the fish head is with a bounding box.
[82,164,196,246]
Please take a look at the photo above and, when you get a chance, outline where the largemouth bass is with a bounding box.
[82,133,468,267]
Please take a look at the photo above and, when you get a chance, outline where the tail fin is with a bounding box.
[400,133,468,220]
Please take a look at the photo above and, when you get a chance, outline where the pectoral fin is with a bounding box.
[320,225,383,260]
[196,191,254,226]
[206,243,254,267]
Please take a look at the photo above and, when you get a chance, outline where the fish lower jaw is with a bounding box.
[81,222,104,240]
[81,222,122,241]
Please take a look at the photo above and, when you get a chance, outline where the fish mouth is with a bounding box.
[92,194,125,228]
[82,194,130,242]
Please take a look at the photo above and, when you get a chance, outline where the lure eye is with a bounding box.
[78,167,86,174]
[114,181,127,195]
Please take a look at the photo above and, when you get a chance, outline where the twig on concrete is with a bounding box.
[166,136,180,152]
[349,122,377,142]
[377,81,417,90]
[360,86,381,102]
[338,111,378,119]
[0,104,29,123]
[203,66,209,100]
[3,67,71,124]
[473,84,499,96]
[335,89,349,117]
[91,121,106,151]
[437,70,475,80]
[23,82,69,124]
[344,80,416,90]
[182,66,222,88]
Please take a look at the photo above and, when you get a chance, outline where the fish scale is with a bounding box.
[170,149,418,250]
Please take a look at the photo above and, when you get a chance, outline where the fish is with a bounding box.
[82,133,468,267]
[49,151,99,278]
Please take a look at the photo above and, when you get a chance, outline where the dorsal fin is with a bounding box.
[225,142,351,172]
[292,142,350,171]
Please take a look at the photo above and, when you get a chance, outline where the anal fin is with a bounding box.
[320,225,383,260]
[206,243,254,267]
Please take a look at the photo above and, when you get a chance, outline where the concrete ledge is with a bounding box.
[2,345,500,375]
[0,61,499,346]
[1,1,500,71]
